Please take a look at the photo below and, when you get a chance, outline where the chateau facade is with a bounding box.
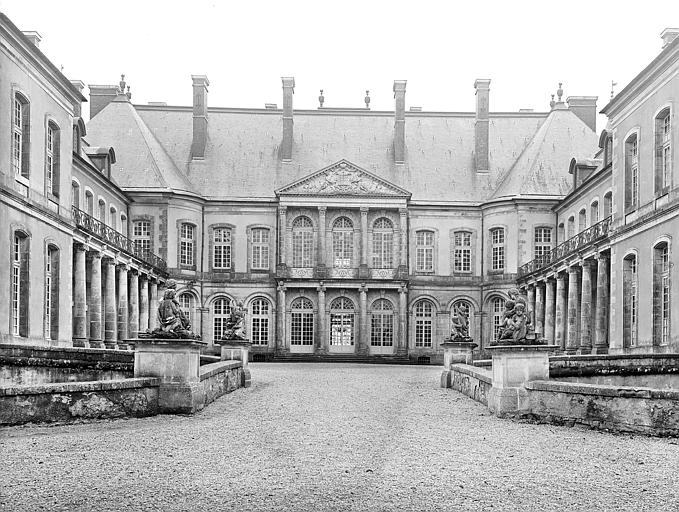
[1,12,677,361]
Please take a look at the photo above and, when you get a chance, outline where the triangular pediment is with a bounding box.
[276,160,411,198]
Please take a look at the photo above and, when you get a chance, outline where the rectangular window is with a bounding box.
[332,231,353,268]
[453,231,472,273]
[292,231,313,267]
[12,236,21,336]
[415,231,434,272]
[371,314,394,346]
[291,312,314,345]
[415,319,432,348]
[626,135,639,209]
[213,228,232,269]
[491,228,505,271]
[534,227,553,261]
[46,126,54,193]
[12,99,23,176]
[133,221,151,255]
[180,224,194,266]
[251,228,270,270]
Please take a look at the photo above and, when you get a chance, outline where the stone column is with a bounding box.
[534,281,545,337]
[544,278,555,344]
[594,254,610,354]
[318,206,327,267]
[580,260,594,354]
[317,283,327,353]
[399,208,408,267]
[555,274,566,350]
[566,265,581,354]
[149,279,159,331]
[88,251,103,348]
[117,264,129,344]
[103,258,117,348]
[139,274,149,334]
[398,284,408,355]
[72,243,88,347]
[358,284,368,355]
[360,206,369,266]
[277,283,286,353]
[527,285,536,330]
[129,270,140,338]
[278,206,288,266]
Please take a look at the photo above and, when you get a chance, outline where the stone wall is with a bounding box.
[200,361,246,407]
[449,363,492,406]
[549,353,679,378]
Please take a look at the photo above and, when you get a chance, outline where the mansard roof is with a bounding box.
[85,101,597,202]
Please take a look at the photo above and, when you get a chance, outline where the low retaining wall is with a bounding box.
[549,353,679,378]
[0,378,160,426]
[200,361,247,407]
[525,380,679,436]
[449,364,492,406]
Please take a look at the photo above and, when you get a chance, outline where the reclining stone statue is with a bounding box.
[148,279,200,339]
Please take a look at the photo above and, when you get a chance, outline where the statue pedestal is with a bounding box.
[486,344,557,416]
[440,338,477,388]
[133,338,207,414]
[216,339,252,388]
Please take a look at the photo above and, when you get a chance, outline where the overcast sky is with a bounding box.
[2,0,678,126]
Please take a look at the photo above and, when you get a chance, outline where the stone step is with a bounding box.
[268,353,412,365]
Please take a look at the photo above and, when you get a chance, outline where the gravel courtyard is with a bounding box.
[2,363,678,511]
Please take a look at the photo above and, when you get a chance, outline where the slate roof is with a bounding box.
[85,95,598,203]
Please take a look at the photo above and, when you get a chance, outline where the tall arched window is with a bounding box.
[604,192,613,218]
[44,245,59,340]
[213,298,232,341]
[414,300,434,348]
[46,121,60,196]
[453,231,472,273]
[121,214,128,236]
[178,293,195,329]
[12,92,30,179]
[213,227,232,270]
[578,208,587,231]
[11,231,29,337]
[71,181,80,209]
[98,199,106,224]
[490,228,505,271]
[655,108,671,194]
[623,254,638,347]
[590,201,599,224]
[625,134,639,210]
[110,206,117,231]
[180,223,195,267]
[372,217,394,269]
[292,216,314,267]
[491,297,505,342]
[557,223,565,243]
[653,242,671,346]
[332,217,354,268]
[250,298,271,345]
[415,230,435,272]
[330,297,355,347]
[370,299,394,347]
[567,216,575,238]
[85,191,94,216]
[291,297,314,347]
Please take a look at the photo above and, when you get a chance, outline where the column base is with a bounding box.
[72,339,87,348]
[440,370,452,388]
[88,340,104,349]
[488,387,531,417]
[592,346,609,355]
[578,347,592,355]
[103,341,117,350]
[117,340,130,350]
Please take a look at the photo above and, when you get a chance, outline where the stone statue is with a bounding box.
[220,300,247,341]
[149,279,199,339]
[494,288,539,345]
[450,303,471,341]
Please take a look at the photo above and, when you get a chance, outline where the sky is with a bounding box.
[1,0,678,127]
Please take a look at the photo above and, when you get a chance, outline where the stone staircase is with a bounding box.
[269,353,412,365]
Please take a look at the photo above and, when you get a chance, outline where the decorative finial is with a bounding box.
[557,82,563,102]
[610,80,618,99]
[318,89,324,108]
[126,85,131,100]
[550,94,555,109]
[365,90,370,109]
[119,74,126,94]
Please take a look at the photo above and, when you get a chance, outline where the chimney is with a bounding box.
[474,79,491,172]
[191,75,209,159]
[281,77,295,161]
[661,28,679,49]
[567,96,598,132]
[393,80,407,164]
[22,31,41,47]
[88,84,119,119]
[70,80,85,118]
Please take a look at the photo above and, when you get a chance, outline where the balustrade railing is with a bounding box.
[518,216,612,277]
[72,206,167,272]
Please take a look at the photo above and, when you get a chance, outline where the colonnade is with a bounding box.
[72,243,162,349]
[522,253,610,354]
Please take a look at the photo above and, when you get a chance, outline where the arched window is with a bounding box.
[71,181,80,209]
[11,231,29,337]
[121,214,128,236]
[180,223,195,267]
[98,199,106,225]
[451,299,474,340]
[655,108,671,194]
[414,299,434,348]
[604,192,613,218]
[623,254,638,347]
[46,121,60,197]
[653,242,671,346]
[12,92,30,179]
[578,208,587,231]
[44,245,59,340]
[490,228,505,271]
[332,217,354,268]
[453,231,472,273]
[372,217,394,269]
[370,299,394,347]
[213,298,232,341]
[491,297,506,342]
[110,206,117,230]
[330,297,355,347]
[567,216,575,239]
[73,125,80,154]
[85,191,94,216]
[250,298,271,345]
[251,228,270,270]
[415,230,435,272]
[625,133,639,210]
[534,227,553,261]
[292,216,314,267]
[213,227,232,270]
[291,297,314,346]
[557,223,565,243]
[590,201,599,224]
[178,293,195,329]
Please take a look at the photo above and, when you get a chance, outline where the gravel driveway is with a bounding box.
[2,363,678,511]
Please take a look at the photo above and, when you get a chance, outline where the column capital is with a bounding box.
[595,252,609,262]
[359,283,368,294]
[568,264,581,274]
[116,262,130,271]
[277,282,287,293]
[398,283,408,294]
[360,206,369,214]
[581,259,596,269]
[399,208,408,216]
[88,250,102,260]
[316,284,326,293]
[317,205,327,214]
[74,242,88,252]
[278,205,287,213]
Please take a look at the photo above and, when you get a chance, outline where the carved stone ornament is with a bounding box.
[491,288,541,346]
[145,279,200,340]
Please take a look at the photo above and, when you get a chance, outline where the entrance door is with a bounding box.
[369,298,395,355]
[290,297,314,353]
[329,297,355,353]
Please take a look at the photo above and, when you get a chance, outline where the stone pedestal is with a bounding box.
[216,339,252,388]
[487,344,558,416]
[133,338,207,413]
[440,339,477,388]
